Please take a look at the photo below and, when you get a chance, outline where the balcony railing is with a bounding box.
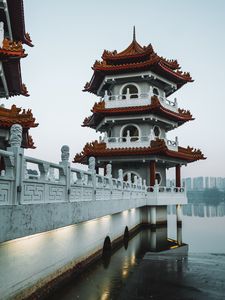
[103,87,178,112]
[103,135,151,148]
[102,134,178,150]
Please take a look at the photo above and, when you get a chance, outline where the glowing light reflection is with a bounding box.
[101,290,109,300]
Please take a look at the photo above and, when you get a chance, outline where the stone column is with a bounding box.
[176,204,182,227]
[175,164,181,188]
[150,160,156,187]
[177,225,182,245]
[150,206,156,228]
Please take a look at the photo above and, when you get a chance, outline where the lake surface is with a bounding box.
[46,204,225,300]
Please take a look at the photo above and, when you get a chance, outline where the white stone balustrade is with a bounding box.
[146,184,186,205]
[103,87,178,112]
[0,124,186,206]
[164,136,179,151]
[103,135,151,148]
[103,133,179,151]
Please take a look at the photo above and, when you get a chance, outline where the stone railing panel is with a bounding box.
[0,180,12,204]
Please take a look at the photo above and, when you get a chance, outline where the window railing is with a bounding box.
[103,87,178,111]
[103,135,179,150]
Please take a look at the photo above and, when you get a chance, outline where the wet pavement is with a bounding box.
[117,252,225,300]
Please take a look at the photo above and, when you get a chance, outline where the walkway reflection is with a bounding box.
[168,203,225,217]
[47,226,186,300]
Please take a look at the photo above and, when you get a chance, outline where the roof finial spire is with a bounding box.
[133,26,136,41]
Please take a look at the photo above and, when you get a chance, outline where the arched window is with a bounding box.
[153,125,161,138]
[122,84,138,99]
[122,125,139,142]
[153,87,159,96]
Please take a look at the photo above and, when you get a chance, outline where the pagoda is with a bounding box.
[0,0,38,171]
[74,28,205,189]
[0,0,38,169]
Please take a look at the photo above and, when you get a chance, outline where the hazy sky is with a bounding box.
[4,0,225,177]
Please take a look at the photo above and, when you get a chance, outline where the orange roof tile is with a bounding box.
[73,139,206,165]
[84,36,192,94]
[0,38,27,58]
[82,96,193,128]
[0,104,38,128]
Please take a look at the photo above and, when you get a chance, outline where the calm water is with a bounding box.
[47,204,225,300]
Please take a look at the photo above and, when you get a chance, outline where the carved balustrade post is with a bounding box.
[59,145,71,201]
[118,169,123,188]
[154,179,159,198]
[7,124,24,204]
[127,172,131,184]
[106,163,113,195]
[104,90,109,101]
[143,179,146,188]
[88,156,96,200]
[38,163,50,181]
[106,163,112,178]
[134,175,138,188]
[143,179,147,199]
[127,172,132,195]
[137,177,142,189]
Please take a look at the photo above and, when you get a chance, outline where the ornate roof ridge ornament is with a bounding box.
[0,104,38,128]
[133,25,136,42]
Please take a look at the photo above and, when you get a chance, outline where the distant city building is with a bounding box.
[193,177,204,191]
[185,177,192,191]
[210,177,216,189]
[216,177,225,190]
[205,177,209,189]
[169,176,225,191]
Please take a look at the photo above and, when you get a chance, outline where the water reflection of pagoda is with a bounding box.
[0,0,38,167]
[74,28,206,191]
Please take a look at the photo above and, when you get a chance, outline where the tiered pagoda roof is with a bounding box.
[0,104,38,148]
[83,96,194,129]
[0,0,33,98]
[74,139,206,165]
[84,30,193,95]
[2,0,33,46]
[0,0,38,149]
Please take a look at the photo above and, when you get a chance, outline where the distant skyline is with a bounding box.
[3,0,225,177]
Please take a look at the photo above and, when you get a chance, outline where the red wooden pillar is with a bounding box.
[150,160,156,186]
[175,164,181,188]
